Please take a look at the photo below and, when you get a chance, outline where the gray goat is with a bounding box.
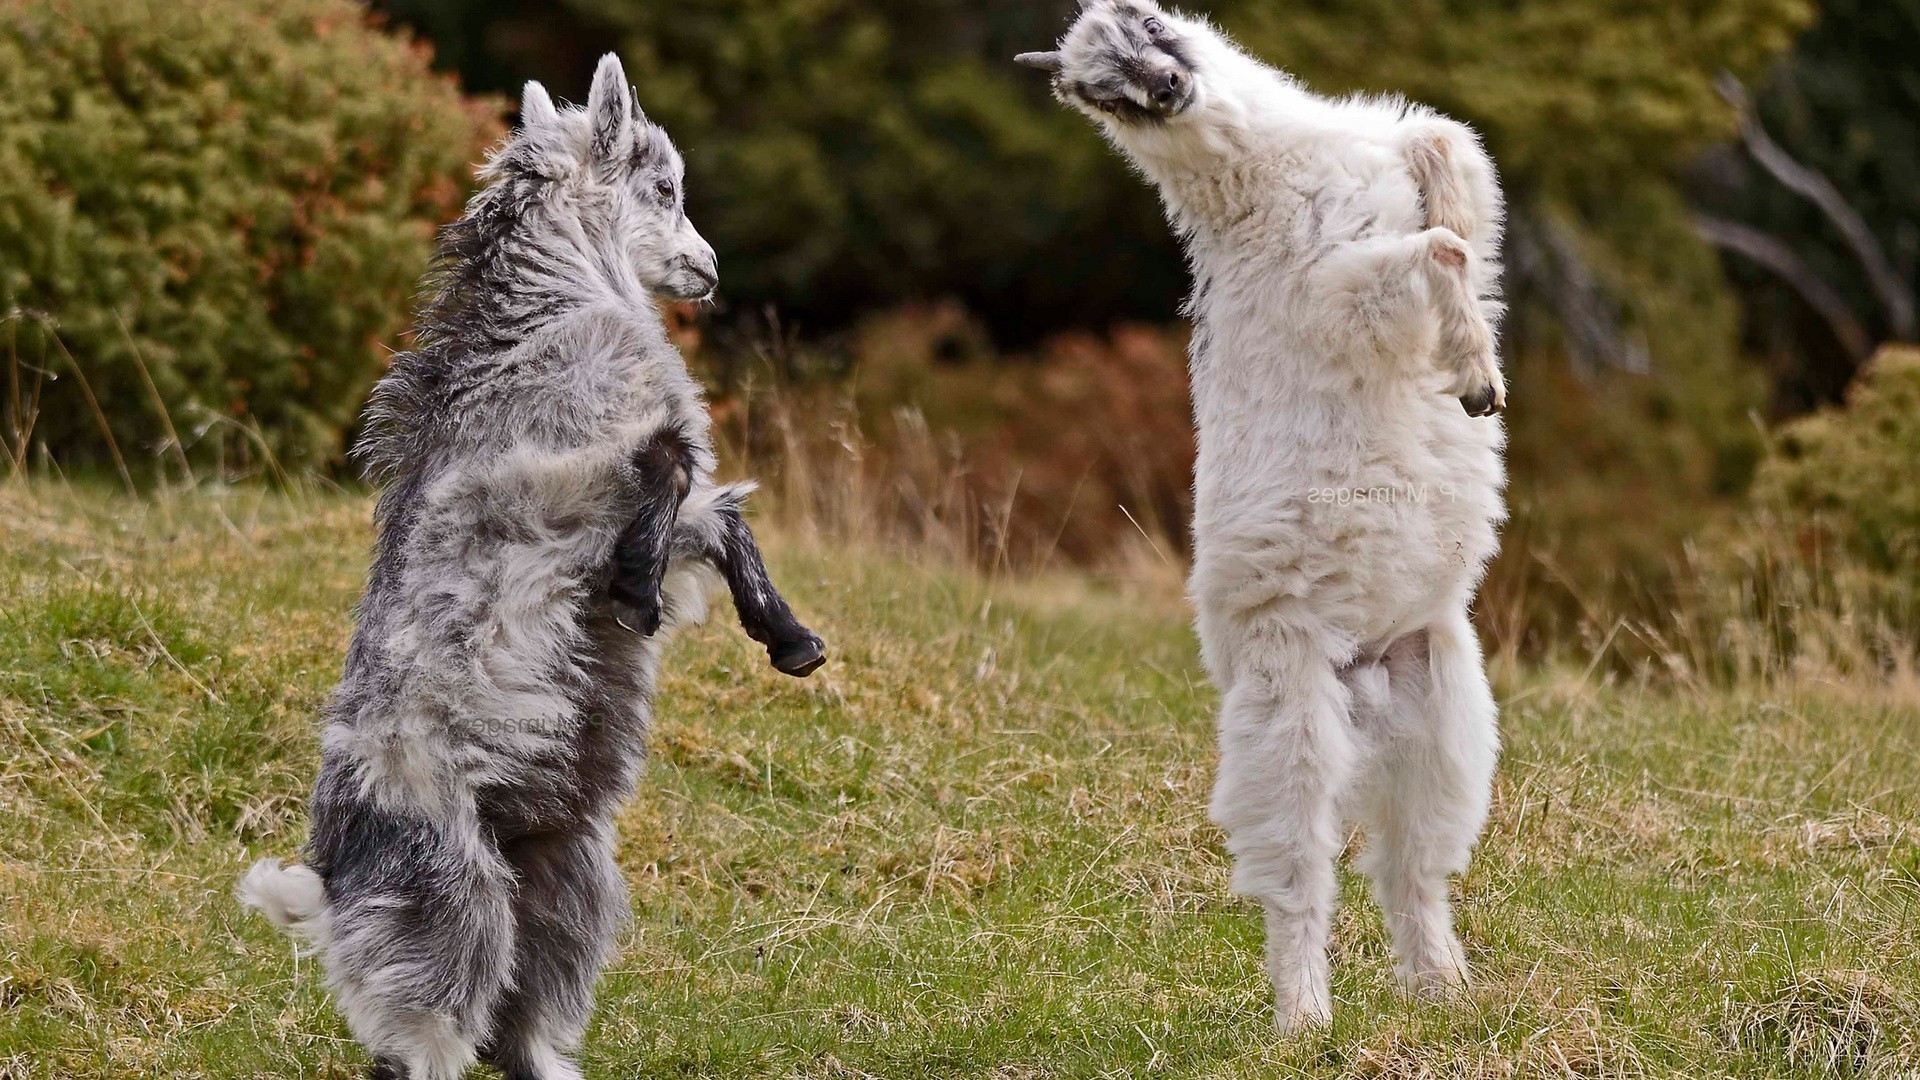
[239,54,825,1080]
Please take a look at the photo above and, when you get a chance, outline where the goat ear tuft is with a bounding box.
[634,123,674,168]
[520,81,558,130]
[586,53,633,172]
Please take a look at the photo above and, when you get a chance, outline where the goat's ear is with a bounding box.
[520,80,558,130]
[585,53,633,174]
[1014,51,1064,73]
[634,123,675,169]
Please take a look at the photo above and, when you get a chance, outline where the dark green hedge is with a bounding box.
[0,0,502,472]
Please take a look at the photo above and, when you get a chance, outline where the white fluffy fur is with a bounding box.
[1037,1,1509,1030]
[236,858,330,947]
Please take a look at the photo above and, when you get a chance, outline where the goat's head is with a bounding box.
[1017,1,1199,125]
[496,55,718,301]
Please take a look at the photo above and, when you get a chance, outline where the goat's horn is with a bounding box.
[1015,51,1065,73]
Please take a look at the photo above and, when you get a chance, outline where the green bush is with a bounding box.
[0,0,501,473]
[1757,346,1920,573]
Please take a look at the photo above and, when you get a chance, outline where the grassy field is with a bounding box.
[2,483,1918,1078]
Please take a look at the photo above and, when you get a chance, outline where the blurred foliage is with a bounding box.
[379,0,1811,354]
[1758,345,1920,574]
[378,1,1818,616]
[1693,0,1920,412]
[697,304,1195,568]
[1633,344,1920,682]
[0,0,501,472]
[562,0,1185,342]
[1230,0,1809,199]
[840,305,1195,564]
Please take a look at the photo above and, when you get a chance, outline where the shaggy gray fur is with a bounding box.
[239,55,823,1080]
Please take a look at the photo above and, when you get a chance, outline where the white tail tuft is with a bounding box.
[237,858,329,948]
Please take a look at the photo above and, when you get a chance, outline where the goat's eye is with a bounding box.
[1143,16,1165,35]
[654,179,675,202]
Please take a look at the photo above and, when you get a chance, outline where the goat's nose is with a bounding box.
[682,248,718,292]
[1152,70,1184,107]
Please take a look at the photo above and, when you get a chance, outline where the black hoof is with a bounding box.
[1458,384,1503,417]
[610,595,663,636]
[769,633,827,678]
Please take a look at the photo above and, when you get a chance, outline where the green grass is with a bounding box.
[2,483,1918,1078]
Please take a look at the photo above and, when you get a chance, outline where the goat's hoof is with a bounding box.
[1272,1001,1333,1037]
[610,592,663,636]
[1457,382,1505,417]
[1397,951,1471,1002]
[1402,970,1470,1004]
[770,633,827,678]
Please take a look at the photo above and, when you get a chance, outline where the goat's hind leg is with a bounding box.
[678,486,826,677]
[312,800,517,1080]
[1354,618,1498,996]
[483,822,627,1080]
[1208,630,1358,1032]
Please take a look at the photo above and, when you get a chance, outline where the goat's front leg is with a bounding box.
[1400,118,1501,247]
[1303,228,1505,417]
[608,426,696,636]
[695,499,826,677]
[1421,230,1506,417]
[1401,123,1507,416]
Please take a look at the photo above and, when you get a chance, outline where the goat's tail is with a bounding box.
[237,858,331,951]
[694,479,757,517]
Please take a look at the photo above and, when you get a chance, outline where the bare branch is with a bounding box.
[1507,210,1649,377]
[1694,213,1873,361]
[1717,72,1915,340]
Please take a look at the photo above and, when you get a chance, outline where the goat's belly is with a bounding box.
[1189,434,1502,644]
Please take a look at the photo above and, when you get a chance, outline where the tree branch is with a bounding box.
[1717,72,1915,341]
[1507,210,1649,377]
[1693,213,1873,361]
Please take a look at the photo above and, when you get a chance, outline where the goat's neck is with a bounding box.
[427,195,648,356]
[1104,42,1316,247]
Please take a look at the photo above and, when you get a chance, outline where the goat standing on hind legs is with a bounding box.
[1019,0,1508,1032]
[237,55,824,1080]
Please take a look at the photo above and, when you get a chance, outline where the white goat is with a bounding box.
[1019,0,1508,1031]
